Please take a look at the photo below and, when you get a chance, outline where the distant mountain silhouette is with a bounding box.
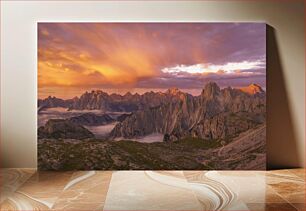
[38,82,265,112]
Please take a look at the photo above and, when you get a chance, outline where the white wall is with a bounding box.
[1,0,304,168]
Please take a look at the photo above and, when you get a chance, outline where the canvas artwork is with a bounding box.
[38,23,266,170]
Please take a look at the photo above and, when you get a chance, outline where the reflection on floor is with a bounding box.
[0,169,304,210]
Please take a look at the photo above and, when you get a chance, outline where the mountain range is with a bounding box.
[110,82,266,141]
[38,82,266,141]
[38,83,265,111]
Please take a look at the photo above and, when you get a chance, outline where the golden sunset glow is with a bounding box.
[38,43,157,88]
[38,23,266,99]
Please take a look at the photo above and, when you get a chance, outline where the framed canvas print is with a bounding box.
[38,23,266,170]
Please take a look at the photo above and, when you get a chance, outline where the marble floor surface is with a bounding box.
[0,169,304,211]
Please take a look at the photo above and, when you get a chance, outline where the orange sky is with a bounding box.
[38,23,266,99]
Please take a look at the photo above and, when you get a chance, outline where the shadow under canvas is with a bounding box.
[266,25,300,169]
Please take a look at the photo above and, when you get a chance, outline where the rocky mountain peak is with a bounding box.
[79,90,109,100]
[124,92,133,97]
[240,84,264,95]
[202,82,221,99]
[90,90,108,96]
[166,87,181,95]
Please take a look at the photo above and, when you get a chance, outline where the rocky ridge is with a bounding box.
[68,113,114,126]
[109,82,266,141]
[38,119,94,139]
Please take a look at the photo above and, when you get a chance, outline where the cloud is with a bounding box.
[161,60,265,74]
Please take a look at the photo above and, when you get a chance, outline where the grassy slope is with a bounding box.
[38,124,266,170]
[38,137,223,170]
